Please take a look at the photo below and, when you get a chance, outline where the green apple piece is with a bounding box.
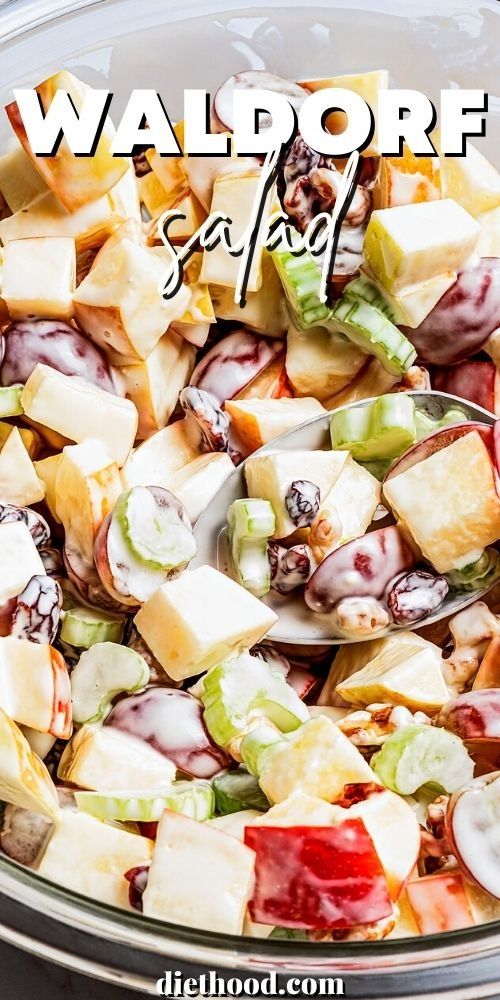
[75,779,214,823]
[415,407,469,440]
[60,606,125,649]
[363,199,480,292]
[328,298,416,375]
[212,768,269,814]
[0,387,23,418]
[71,642,150,724]
[330,393,416,462]
[446,548,500,592]
[114,486,197,571]
[201,652,309,751]
[343,274,395,320]
[271,244,331,329]
[227,498,275,598]
[0,707,59,819]
[372,724,474,795]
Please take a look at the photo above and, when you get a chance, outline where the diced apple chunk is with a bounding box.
[360,265,456,329]
[6,71,128,211]
[300,70,388,157]
[134,565,277,681]
[74,238,190,364]
[201,171,270,291]
[0,521,45,604]
[0,637,71,737]
[286,323,367,401]
[383,431,500,572]
[34,453,61,522]
[310,455,380,562]
[120,420,201,490]
[245,449,349,538]
[166,452,234,523]
[476,207,500,257]
[0,146,47,212]
[440,141,500,218]
[21,364,138,467]
[2,237,76,320]
[0,426,44,506]
[116,330,195,439]
[0,707,59,819]
[225,397,325,453]
[142,810,255,934]
[336,635,448,711]
[257,716,379,805]
[55,440,122,566]
[319,632,435,708]
[210,251,288,337]
[364,199,480,293]
[374,144,440,209]
[58,724,176,791]
[37,810,152,909]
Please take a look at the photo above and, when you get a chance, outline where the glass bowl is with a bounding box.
[0,0,499,994]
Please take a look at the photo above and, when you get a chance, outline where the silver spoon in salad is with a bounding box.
[192,390,500,645]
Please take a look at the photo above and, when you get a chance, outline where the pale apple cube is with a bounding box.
[37,810,152,909]
[286,324,366,401]
[134,565,278,681]
[364,199,480,292]
[73,238,190,364]
[208,810,263,839]
[0,521,45,604]
[299,70,388,157]
[258,716,379,805]
[58,725,176,791]
[0,637,60,733]
[166,452,234,523]
[225,397,325,453]
[116,330,195,440]
[360,265,456,329]
[2,236,76,321]
[142,810,255,933]
[0,146,47,213]
[210,250,288,337]
[7,71,128,212]
[245,449,349,538]
[255,790,341,827]
[440,141,500,217]
[55,439,122,566]
[0,706,59,819]
[311,455,380,561]
[383,430,500,572]
[121,420,201,491]
[319,632,432,707]
[201,171,270,291]
[477,207,500,257]
[34,453,61,523]
[336,636,448,711]
[21,364,138,467]
[0,426,44,506]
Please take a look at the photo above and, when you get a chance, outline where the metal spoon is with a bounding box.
[192,390,498,645]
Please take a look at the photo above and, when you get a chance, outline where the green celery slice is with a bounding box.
[330,393,416,462]
[372,724,473,795]
[227,498,275,598]
[75,780,214,822]
[328,297,416,376]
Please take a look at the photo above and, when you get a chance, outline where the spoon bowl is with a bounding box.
[192,391,498,645]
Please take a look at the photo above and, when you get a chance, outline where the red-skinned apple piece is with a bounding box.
[405,872,475,934]
[189,330,284,405]
[104,687,230,779]
[438,689,500,741]
[401,258,500,365]
[305,525,415,614]
[432,362,498,416]
[446,772,500,899]
[244,820,392,929]
[49,646,72,739]
[473,637,500,690]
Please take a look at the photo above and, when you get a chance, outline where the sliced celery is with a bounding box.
[213,768,269,814]
[60,606,125,649]
[330,394,416,462]
[372,725,473,795]
[446,548,500,592]
[227,498,275,598]
[240,726,283,776]
[201,653,308,751]
[71,642,150,724]
[75,780,214,822]
[343,275,395,321]
[415,407,469,441]
[272,246,331,329]
[328,298,416,376]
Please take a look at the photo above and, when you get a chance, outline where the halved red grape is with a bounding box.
[213,71,307,133]
[1,318,116,392]
[446,772,500,899]
[438,689,500,741]
[432,362,496,415]
[190,330,283,405]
